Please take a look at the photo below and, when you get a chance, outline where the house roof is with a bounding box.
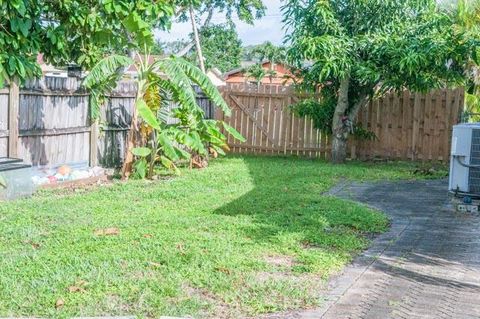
[223,60,271,78]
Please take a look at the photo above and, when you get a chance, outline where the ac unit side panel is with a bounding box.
[449,125,475,193]
[451,126,473,157]
[450,159,470,192]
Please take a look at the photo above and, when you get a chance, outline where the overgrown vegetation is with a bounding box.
[0,0,176,84]
[284,0,479,163]
[197,24,243,73]
[0,156,435,318]
[84,53,244,179]
[454,0,480,122]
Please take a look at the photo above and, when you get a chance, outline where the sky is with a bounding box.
[154,0,286,46]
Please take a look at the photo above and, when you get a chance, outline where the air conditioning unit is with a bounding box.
[449,123,480,196]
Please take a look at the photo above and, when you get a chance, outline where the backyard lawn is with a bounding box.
[0,156,442,318]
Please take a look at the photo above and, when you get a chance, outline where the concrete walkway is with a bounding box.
[272,179,480,319]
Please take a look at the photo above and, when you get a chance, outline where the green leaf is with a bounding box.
[83,55,133,89]
[210,144,227,156]
[159,155,177,171]
[137,99,161,130]
[175,146,191,160]
[19,19,32,37]
[15,57,25,78]
[131,147,152,157]
[184,131,205,154]
[170,57,232,116]
[10,19,19,33]
[133,158,148,179]
[223,122,246,142]
[158,132,179,161]
[11,0,26,16]
[122,11,154,47]
[8,57,16,75]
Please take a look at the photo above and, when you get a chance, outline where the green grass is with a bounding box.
[0,156,443,318]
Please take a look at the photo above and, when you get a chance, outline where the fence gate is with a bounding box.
[218,83,330,158]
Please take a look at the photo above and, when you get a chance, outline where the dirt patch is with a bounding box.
[264,254,296,269]
[35,176,114,198]
[182,283,237,319]
[104,294,131,313]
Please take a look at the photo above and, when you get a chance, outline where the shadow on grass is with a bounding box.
[212,156,390,268]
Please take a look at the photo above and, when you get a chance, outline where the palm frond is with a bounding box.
[169,57,231,116]
[83,55,134,120]
[151,59,202,115]
[83,55,133,89]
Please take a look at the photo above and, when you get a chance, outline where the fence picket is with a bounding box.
[218,83,463,161]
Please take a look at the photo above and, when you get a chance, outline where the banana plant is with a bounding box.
[84,52,244,179]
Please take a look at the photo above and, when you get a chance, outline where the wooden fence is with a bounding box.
[353,88,464,161]
[1,76,214,168]
[218,83,330,158]
[0,78,464,168]
[218,83,464,161]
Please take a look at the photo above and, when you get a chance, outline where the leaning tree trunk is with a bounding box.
[189,5,206,73]
[331,77,350,164]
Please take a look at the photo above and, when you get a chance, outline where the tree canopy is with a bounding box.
[0,0,175,84]
[284,0,480,162]
[243,42,287,64]
[176,0,266,26]
[197,24,242,72]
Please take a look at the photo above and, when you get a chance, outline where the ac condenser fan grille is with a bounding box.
[469,129,480,194]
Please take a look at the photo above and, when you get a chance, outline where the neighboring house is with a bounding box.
[37,54,164,79]
[224,61,297,85]
[37,54,68,77]
[37,53,227,88]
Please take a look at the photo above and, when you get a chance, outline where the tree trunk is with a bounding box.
[331,134,348,164]
[121,69,142,180]
[190,6,206,73]
[175,8,213,58]
[331,77,350,164]
[121,110,139,179]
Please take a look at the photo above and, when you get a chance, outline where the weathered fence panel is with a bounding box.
[0,78,463,167]
[0,76,215,168]
[96,81,136,168]
[18,77,91,166]
[0,87,9,157]
[219,83,464,162]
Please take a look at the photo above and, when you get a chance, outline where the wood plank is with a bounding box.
[412,93,421,160]
[19,126,91,137]
[8,78,19,157]
[229,144,328,152]
[230,95,277,146]
[90,121,99,166]
[401,91,410,159]
[424,92,432,160]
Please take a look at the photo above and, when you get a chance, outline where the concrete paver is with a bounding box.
[267,179,480,319]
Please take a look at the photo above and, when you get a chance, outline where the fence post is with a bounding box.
[90,120,99,167]
[8,77,19,158]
